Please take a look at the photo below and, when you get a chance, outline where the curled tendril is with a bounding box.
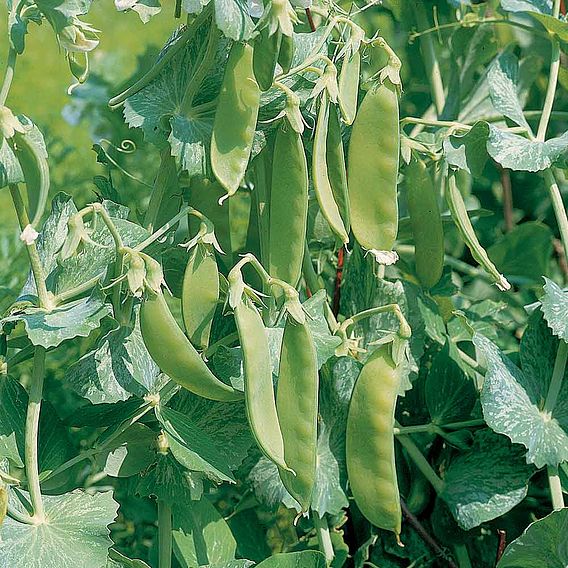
[99,138,137,154]
[95,139,152,188]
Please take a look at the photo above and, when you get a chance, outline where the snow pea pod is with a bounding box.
[211,43,261,196]
[11,130,49,228]
[312,94,349,244]
[446,172,510,291]
[406,157,444,288]
[140,292,242,401]
[253,29,282,91]
[326,105,350,233]
[276,318,318,510]
[348,80,399,258]
[234,298,288,470]
[278,34,294,73]
[181,243,219,349]
[338,50,360,125]
[268,121,308,286]
[346,343,402,536]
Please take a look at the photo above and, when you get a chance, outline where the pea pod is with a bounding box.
[312,94,349,244]
[253,29,282,91]
[181,243,219,349]
[268,121,308,286]
[326,105,350,233]
[276,318,318,510]
[11,130,49,228]
[446,172,511,291]
[348,80,399,257]
[278,34,295,73]
[346,343,402,536]
[211,43,261,196]
[140,292,242,401]
[234,298,288,470]
[406,157,444,288]
[0,480,6,525]
[338,50,360,125]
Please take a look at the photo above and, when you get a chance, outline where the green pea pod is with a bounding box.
[276,318,318,511]
[211,43,261,196]
[278,34,295,73]
[338,50,360,125]
[188,177,232,269]
[326,105,350,233]
[253,28,282,91]
[406,465,432,516]
[406,157,444,288]
[0,480,6,526]
[446,172,511,291]
[11,131,49,228]
[268,121,308,286]
[312,94,349,244]
[182,243,219,349]
[234,298,288,470]
[140,292,242,401]
[346,343,402,536]
[348,80,399,257]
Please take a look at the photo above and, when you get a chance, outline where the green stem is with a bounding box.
[25,347,46,521]
[0,46,17,106]
[202,331,239,359]
[394,419,485,436]
[453,544,473,568]
[544,169,568,263]
[543,340,568,415]
[9,184,52,309]
[339,304,410,339]
[547,466,565,511]
[414,2,445,115]
[536,0,561,142]
[158,501,173,568]
[7,503,35,525]
[312,510,334,564]
[396,429,445,495]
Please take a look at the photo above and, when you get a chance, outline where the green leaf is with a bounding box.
[426,344,477,424]
[0,376,25,468]
[441,429,534,530]
[157,406,236,483]
[2,290,111,349]
[95,423,156,478]
[487,126,568,172]
[67,309,160,404]
[0,490,118,568]
[173,497,237,568]
[107,549,151,567]
[499,0,552,15]
[115,0,161,23]
[541,277,568,341]
[497,508,568,568]
[256,551,327,568]
[474,321,568,467]
[214,0,254,41]
[443,121,490,176]
[0,138,24,189]
[488,222,553,285]
[487,50,529,129]
[417,296,446,345]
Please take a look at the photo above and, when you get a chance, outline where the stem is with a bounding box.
[499,166,514,232]
[312,510,334,563]
[414,2,445,115]
[547,466,565,510]
[0,46,17,106]
[9,184,51,309]
[394,419,485,436]
[7,503,35,525]
[536,0,562,141]
[543,340,568,414]
[544,169,568,263]
[202,331,238,359]
[158,501,173,568]
[396,429,445,495]
[453,544,473,568]
[25,347,46,521]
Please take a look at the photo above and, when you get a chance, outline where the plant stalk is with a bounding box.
[312,510,334,564]
[547,466,565,510]
[158,501,173,568]
[0,46,16,106]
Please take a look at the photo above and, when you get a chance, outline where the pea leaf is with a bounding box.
[443,121,490,176]
[256,551,327,568]
[67,309,160,404]
[497,508,568,567]
[213,0,254,41]
[488,222,553,285]
[34,0,94,32]
[0,490,118,568]
[474,313,568,467]
[487,50,530,130]
[541,277,568,340]
[500,0,552,14]
[441,429,534,530]
[2,290,111,349]
[172,497,237,568]
[487,126,568,172]
[0,138,24,188]
[107,549,151,567]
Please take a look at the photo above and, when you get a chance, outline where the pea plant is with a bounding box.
[1,0,568,566]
